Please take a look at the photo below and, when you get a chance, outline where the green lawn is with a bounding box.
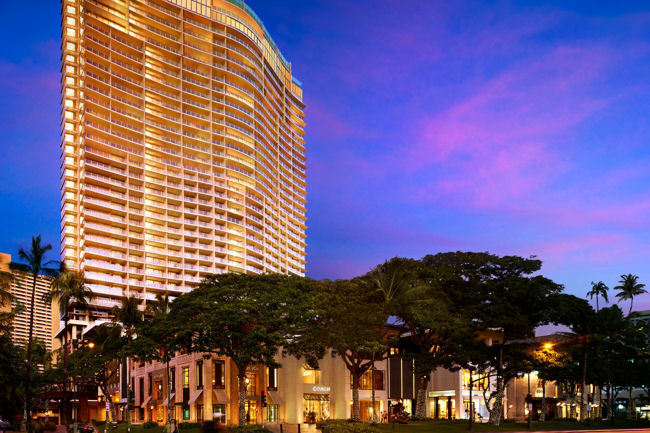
[374,419,650,433]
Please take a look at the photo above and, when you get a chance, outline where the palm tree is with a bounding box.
[43,268,95,426]
[112,296,143,433]
[10,235,58,429]
[614,274,647,314]
[587,281,609,312]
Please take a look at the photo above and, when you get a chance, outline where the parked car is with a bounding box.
[0,419,12,433]
[67,424,96,433]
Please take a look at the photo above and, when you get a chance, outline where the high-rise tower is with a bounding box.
[60,0,306,322]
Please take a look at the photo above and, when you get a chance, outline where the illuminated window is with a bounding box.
[212,360,225,389]
[302,364,320,384]
[182,366,189,389]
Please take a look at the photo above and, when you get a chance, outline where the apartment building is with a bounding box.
[0,252,57,352]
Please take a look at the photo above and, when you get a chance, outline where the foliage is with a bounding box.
[313,278,389,420]
[178,422,201,429]
[316,420,380,433]
[142,421,158,429]
[614,274,647,314]
[228,424,273,433]
[168,273,324,425]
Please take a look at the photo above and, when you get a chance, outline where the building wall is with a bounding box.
[0,252,56,352]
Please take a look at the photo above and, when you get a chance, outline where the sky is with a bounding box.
[1,0,650,312]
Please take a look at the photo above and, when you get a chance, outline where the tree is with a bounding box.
[614,274,647,315]
[10,235,58,430]
[43,268,95,425]
[67,324,123,430]
[130,294,174,433]
[532,341,567,421]
[467,254,564,425]
[317,279,389,421]
[558,298,599,422]
[587,281,609,312]
[168,273,322,426]
[112,296,143,432]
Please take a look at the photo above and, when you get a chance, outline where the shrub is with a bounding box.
[178,422,201,429]
[316,420,380,433]
[143,421,158,429]
[229,424,272,433]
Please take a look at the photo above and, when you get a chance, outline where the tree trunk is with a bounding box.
[238,373,247,426]
[580,351,587,422]
[488,382,504,425]
[351,375,360,422]
[62,318,69,426]
[166,359,171,433]
[541,379,546,422]
[371,360,376,423]
[629,299,633,315]
[24,274,38,432]
[414,376,429,420]
[627,386,633,420]
[126,356,131,433]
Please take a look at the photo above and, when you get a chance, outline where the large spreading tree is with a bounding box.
[168,273,323,426]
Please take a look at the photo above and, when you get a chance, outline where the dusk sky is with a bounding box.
[1,0,650,311]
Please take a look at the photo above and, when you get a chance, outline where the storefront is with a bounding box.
[303,386,330,423]
[428,391,456,419]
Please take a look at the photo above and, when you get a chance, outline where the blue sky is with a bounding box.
[1,0,650,312]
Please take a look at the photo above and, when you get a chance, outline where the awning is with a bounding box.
[161,393,175,407]
[188,389,203,405]
[268,391,283,405]
[213,389,230,404]
[303,393,329,401]
[140,395,152,408]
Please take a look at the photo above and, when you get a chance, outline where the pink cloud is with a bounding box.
[402,44,614,209]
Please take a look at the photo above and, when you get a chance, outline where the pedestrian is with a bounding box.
[172,421,179,433]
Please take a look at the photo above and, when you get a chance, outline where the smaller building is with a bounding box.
[0,252,57,352]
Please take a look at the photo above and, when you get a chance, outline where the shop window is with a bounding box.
[139,377,144,403]
[182,405,190,420]
[148,373,152,396]
[197,404,204,422]
[212,360,225,389]
[302,365,320,384]
[267,404,279,423]
[245,373,257,396]
[212,404,226,423]
[170,367,176,393]
[351,371,384,390]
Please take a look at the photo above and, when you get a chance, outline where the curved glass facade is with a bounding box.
[60,0,307,313]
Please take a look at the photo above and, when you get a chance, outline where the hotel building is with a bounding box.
[59,0,306,319]
[59,0,306,424]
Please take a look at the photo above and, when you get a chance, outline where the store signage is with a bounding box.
[312,386,330,393]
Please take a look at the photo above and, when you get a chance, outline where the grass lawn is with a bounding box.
[374,419,650,433]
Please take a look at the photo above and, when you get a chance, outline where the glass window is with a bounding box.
[197,361,203,389]
[170,367,176,393]
[182,405,190,420]
[212,360,225,389]
[148,373,152,396]
[267,404,279,423]
[182,367,190,389]
[302,365,320,384]
[196,404,203,422]
[351,371,384,390]
[212,404,226,423]
[267,366,277,390]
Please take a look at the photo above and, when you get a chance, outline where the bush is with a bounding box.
[44,422,57,431]
[502,419,517,423]
[178,422,201,429]
[316,420,380,433]
[229,424,272,433]
[143,421,159,429]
